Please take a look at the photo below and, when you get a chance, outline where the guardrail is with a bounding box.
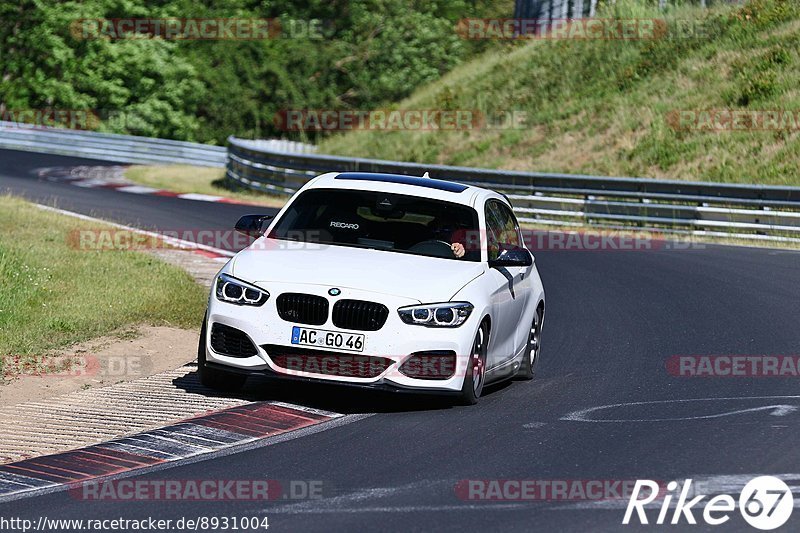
[0,121,227,167]
[227,136,800,243]
[0,123,795,243]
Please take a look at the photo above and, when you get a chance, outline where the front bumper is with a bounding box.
[203,361,462,396]
[204,282,479,393]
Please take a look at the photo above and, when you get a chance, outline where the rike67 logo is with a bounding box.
[623,476,794,530]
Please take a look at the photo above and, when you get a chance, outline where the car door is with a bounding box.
[484,199,529,371]
[496,202,534,352]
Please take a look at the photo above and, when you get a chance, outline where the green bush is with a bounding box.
[1,0,511,144]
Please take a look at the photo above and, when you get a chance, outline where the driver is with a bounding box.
[429,217,466,258]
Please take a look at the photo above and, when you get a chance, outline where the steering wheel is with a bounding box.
[407,239,454,258]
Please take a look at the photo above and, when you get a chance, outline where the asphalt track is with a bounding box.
[2,148,800,531]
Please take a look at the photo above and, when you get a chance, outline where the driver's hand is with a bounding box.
[451,242,465,258]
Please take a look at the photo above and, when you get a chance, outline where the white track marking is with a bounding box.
[177,193,226,202]
[36,166,252,205]
[267,401,342,418]
[115,185,160,194]
[523,421,548,429]
[34,203,235,257]
[561,396,800,423]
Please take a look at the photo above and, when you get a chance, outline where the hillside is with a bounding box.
[319,0,800,185]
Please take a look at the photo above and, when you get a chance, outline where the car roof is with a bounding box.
[334,172,468,193]
[305,171,506,208]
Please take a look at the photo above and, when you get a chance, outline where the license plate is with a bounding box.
[291,326,365,352]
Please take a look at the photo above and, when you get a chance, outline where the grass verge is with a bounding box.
[0,195,207,378]
[125,165,288,208]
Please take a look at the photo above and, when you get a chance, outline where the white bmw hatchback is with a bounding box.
[199,172,545,404]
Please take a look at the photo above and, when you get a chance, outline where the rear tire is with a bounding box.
[198,316,247,392]
[457,322,488,405]
[516,308,542,381]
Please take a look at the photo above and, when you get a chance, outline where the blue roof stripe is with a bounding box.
[335,172,468,193]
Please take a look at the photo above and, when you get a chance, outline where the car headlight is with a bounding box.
[398,302,473,328]
[215,274,269,306]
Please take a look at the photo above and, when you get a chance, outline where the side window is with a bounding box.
[484,202,504,261]
[485,200,520,261]
[485,200,521,260]
[495,202,521,248]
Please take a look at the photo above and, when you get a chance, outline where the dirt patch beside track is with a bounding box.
[0,326,198,407]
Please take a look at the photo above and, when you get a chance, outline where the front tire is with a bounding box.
[197,316,247,392]
[457,322,488,405]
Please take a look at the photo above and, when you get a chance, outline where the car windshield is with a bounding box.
[268,188,480,261]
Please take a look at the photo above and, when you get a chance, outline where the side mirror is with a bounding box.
[234,214,274,237]
[488,246,533,268]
